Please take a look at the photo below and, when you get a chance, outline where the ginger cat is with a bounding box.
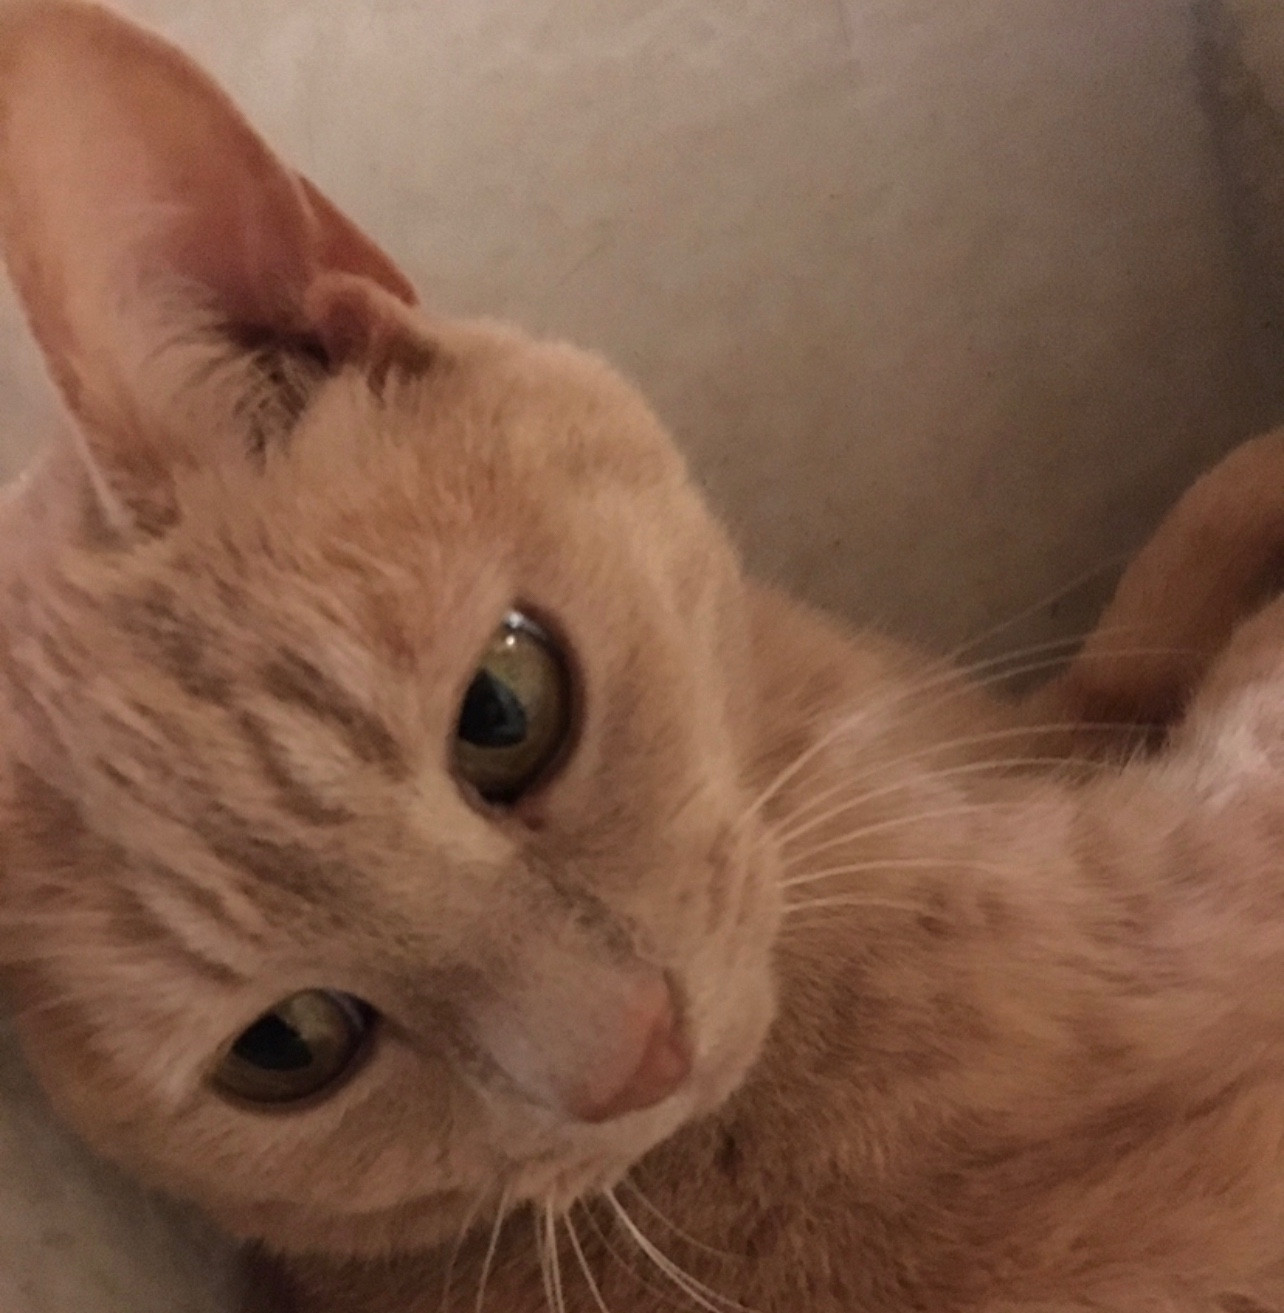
[269,428,1284,1313]
[5,5,1284,1313]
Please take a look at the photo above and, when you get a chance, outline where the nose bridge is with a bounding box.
[384,865,691,1121]
[470,883,651,1049]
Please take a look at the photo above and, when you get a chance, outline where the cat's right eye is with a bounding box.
[212,991,374,1107]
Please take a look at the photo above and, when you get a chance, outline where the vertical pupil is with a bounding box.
[459,669,528,748]
[232,1014,313,1072]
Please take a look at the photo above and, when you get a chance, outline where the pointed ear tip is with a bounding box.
[294,173,420,309]
[381,265,420,309]
[0,4,421,311]
[0,1,242,111]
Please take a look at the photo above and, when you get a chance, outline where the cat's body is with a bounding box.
[8,6,1284,1313]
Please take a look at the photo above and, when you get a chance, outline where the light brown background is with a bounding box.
[0,0,1277,659]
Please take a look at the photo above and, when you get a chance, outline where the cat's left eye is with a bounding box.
[212,990,374,1107]
[453,610,573,805]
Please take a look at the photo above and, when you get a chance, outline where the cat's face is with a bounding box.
[1,318,781,1255]
[0,2,780,1257]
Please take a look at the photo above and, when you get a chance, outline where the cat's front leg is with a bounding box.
[1028,428,1284,746]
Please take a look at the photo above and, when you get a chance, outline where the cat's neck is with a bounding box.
[608,751,1284,1312]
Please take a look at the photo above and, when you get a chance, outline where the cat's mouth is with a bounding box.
[479,1005,769,1219]
[200,954,774,1260]
[559,950,776,1192]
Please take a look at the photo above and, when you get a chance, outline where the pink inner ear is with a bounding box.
[92,40,419,334]
[138,120,317,334]
[0,0,420,429]
[298,176,419,310]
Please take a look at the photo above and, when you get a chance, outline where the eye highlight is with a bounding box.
[453,610,573,805]
[212,991,373,1106]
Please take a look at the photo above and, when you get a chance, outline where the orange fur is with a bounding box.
[5,6,1284,1313]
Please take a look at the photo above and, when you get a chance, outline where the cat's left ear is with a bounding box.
[0,0,423,530]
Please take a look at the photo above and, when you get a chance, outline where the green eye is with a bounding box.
[213,991,373,1106]
[454,611,573,804]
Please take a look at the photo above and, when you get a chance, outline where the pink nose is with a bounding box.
[563,974,691,1124]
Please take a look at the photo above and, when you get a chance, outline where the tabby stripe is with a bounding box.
[110,885,247,989]
[193,801,360,902]
[236,710,354,825]
[261,649,406,777]
[113,584,232,706]
[136,856,268,947]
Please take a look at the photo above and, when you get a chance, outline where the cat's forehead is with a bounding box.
[111,327,692,679]
[364,321,684,491]
[230,324,676,537]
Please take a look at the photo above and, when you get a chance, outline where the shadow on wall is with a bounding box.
[0,0,1277,656]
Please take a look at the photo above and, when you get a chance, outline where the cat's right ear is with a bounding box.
[0,1,424,533]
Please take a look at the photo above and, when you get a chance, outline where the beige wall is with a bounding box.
[0,0,1271,660]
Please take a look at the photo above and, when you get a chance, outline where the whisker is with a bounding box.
[547,1206,568,1313]
[927,633,1097,689]
[844,638,1177,749]
[943,550,1131,665]
[904,629,1088,688]
[783,895,922,917]
[605,1187,746,1313]
[733,635,1175,844]
[440,1186,487,1313]
[871,645,1174,763]
[943,624,1188,696]
[780,802,1003,871]
[619,1177,735,1260]
[566,1208,613,1313]
[782,854,1030,890]
[771,723,1114,831]
[473,1184,509,1313]
[535,1208,555,1313]
[773,752,1079,852]
[533,1207,554,1313]
[732,645,1078,839]
[859,629,1172,714]
[578,1200,676,1308]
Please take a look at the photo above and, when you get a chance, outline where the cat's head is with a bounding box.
[0,1,780,1255]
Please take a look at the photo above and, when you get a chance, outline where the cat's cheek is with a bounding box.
[678,846,783,1119]
[689,964,778,1120]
